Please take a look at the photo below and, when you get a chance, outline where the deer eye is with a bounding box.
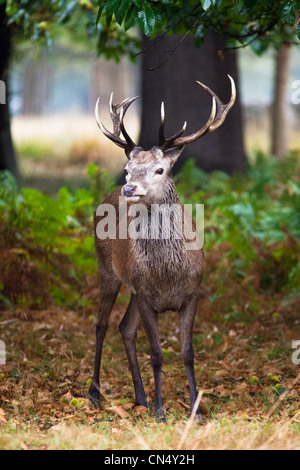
[124,169,128,176]
[155,168,164,175]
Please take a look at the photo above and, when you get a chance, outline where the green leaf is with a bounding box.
[124,3,138,31]
[7,9,25,25]
[137,2,155,36]
[201,0,212,11]
[115,0,131,26]
[280,1,296,27]
[106,12,113,27]
[244,0,258,7]
[105,0,121,16]
[97,26,108,53]
[96,3,106,26]
[194,24,205,47]
[297,22,300,41]
[151,4,163,25]
[231,0,243,14]
[58,0,79,24]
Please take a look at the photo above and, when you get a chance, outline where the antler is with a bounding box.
[159,75,236,151]
[196,75,236,133]
[95,93,138,155]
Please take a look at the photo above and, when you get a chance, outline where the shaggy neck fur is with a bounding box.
[131,177,186,275]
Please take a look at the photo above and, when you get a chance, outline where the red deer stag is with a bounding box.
[89,76,236,419]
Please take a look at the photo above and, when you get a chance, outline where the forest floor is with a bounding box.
[0,258,299,450]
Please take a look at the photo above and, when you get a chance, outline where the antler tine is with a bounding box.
[109,93,131,136]
[159,101,187,149]
[109,92,131,113]
[159,75,235,151]
[120,104,137,150]
[159,101,165,147]
[95,95,139,154]
[162,96,217,150]
[196,74,236,133]
[95,98,125,148]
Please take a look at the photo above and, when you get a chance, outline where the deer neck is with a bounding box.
[131,178,185,268]
[160,178,180,206]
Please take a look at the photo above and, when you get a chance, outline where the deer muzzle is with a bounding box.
[122,183,147,203]
[122,184,138,197]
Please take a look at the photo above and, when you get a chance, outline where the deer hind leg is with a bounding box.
[136,296,164,419]
[178,295,203,420]
[89,279,121,408]
[119,294,148,408]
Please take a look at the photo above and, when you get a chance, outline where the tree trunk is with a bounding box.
[0,4,17,175]
[139,31,246,174]
[271,43,291,160]
[22,51,54,116]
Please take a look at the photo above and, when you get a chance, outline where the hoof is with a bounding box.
[191,402,205,423]
[89,385,100,409]
[194,412,205,424]
[135,400,149,409]
[155,408,166,423]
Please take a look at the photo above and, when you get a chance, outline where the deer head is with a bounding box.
[95,76,236,204]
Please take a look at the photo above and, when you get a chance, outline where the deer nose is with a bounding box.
[122,185,137,197]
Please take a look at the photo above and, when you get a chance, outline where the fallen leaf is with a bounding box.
[60,391,74,404]
[212,369,230,384]
[234,382,248,393]
[214,385,231,397]
[20,442,30,450]
[215,369,230,377]
[220,359,232,371]
[122,402,135,411]
[132,405,148,416]
[0,408,7,426]
[107,406,130,419]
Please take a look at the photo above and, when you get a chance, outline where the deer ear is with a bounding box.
[125,146,143,160]
[164,146,185,166]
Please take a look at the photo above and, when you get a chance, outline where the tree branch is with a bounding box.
[145,20,199,71]
[133,1,204,59]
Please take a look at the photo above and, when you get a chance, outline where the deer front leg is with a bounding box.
[178,295,203,420]
[119,294,148,408]
[89,286,120,408]
[136,296,164,419]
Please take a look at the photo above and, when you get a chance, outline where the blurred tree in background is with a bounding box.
[0,0,299,175]
[95,0,300,167]
[138,32,245,175]
[0,3,16,175]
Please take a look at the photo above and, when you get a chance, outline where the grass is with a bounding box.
[0,415,299,450]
